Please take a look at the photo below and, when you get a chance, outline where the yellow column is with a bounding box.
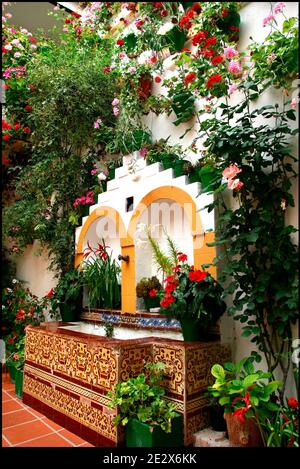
[120,243,136,314]
[193,232,216,278]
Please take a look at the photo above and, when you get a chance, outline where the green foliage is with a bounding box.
[199,83,298,397]
[249,16,299,91]
[108,362,179,433]
[6,336,26,371]
[103,321,114,338]
[147,230,177,277]
[82,243,121,309]
[136,277,162,299]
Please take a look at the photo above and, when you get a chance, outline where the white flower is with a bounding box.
[7,288,13,293]
[2,305,5,309]
[157,22,174,36]
[12,279,18,284]
[98,172,107,181]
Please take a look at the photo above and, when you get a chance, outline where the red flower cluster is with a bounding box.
[16,308,26,321]
[73,190,94,209]
[204,37,217,48]
[2,119,12,131]
[25,105,32,111]
[149,288,157,298]
[206,74,222,89]
[184,72,197,86]
[287,397,299,409]
[211,55,224,66]
[189,269,208,282]
[222,8,229,17]
[23,126,30,133]
[192,30,208,46]
[160,293,175,309]
[83,240,110,261]
[232,392,251,423]
[179,15,192,30]
[164,275,177,293]
[177,252,187,262]
[154,76,162,83]
[116,39,124,47]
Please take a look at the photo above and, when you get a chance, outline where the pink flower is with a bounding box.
[228,83,238,95]
[5,13,12,19]
[4,43,12,50]
[274,2,286,14]
[98,172,107,181]
[113,107,120,116]
[91,169,98,175]
[20,28,28,33]
[228,61,243,75]
[112,98,120,107]
[263,14,274,26]
[228,178,244,190]
[267,52,277,64]
[119,52,126,59]
[223,46,238,59]
[139,147,148,158]
[93,118,102,129]
[291,97,299,109]
[128,66,137,73]
[222,164,242,180]
[13,354,19,360]
[14,52,21,58]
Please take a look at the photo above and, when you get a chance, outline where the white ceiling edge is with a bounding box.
[57,2,81,13]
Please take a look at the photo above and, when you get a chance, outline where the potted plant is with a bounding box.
[108,362,183,447]
[206,357,283,447]
[205,395,227,432]
[160,253,226,341]
[46,268,84,322]
[136,276,162,311]
[197,156,222,193]
[81,241,121,310]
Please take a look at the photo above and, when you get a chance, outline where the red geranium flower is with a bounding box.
[16,309,26,321]
[204,37,217,48]
[149,288,157,298]
[287,397,299,409]
[25,105,32,111]
[184,72,197,86]
[192,31,208,46]
[14,123,21,131]
[190,2,202,14]
[179,15,192,30]
[3,134,11,141]
[177,252,187,262]
[206,74,222,89]
[2,119,12,130]
[211,55,224,66]
[64,18,71,24]
[154,76,162,83]
[222,8,229,17]
[29,37,37,44]
[189,270,208,282]
[23,126,30,133]
[116,39,124,46]
[202,49,214,58]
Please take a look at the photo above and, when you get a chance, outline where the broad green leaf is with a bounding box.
[211,364,225,380]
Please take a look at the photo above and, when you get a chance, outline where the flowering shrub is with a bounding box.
[136,276,162,299]
[159,253,226,329]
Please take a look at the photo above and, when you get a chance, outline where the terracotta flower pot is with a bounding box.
[224,413,263,447]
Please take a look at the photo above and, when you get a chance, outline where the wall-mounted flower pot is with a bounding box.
[198,166,221,193]
[125,415,183,447]
[144,296,160,311]
[82,205,90,217]
[173,160,187,178]
[108,168,115,180]
[188,169,201,184]
[14,368,24,399]
[224,413,263,447]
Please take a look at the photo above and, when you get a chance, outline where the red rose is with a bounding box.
[116,39,124,46]
[3,134,11,141]
[25,105,32,111]
[287,397,299,408]
[211,55,224,66]
[206,74,222,89]
[155,76,162,83]
[149,288,157,298]
[14,123,21,131]
[184,72,197,86]
[23,126,30,133]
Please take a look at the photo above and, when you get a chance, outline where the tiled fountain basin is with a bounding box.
[23,322,231,446]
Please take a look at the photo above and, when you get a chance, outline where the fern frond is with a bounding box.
[147,231,173,276]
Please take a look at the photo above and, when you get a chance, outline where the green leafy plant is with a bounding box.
[136,277,162,299]
[263,397,299,447]
[103,321,114,339]
[207,356,282,446]
[82,241,121,309]
[146,227,179,277]
[5,336,26,371]
[108,362,179,433]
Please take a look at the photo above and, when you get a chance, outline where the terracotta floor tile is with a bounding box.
[59,429,85,446]
[2,400,24,414]
[2,409,37,429]
[25,408,46,419]
[2,438,11,447]
[2,383,15,391]
[3,420,54,445]
[42,418,65,431]
[16,433,73,447]
[79,442,94,447]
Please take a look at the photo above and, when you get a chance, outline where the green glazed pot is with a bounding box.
[125,416,183,447]
[180,317,208,341]
[7,365,16,384]
[188,169,201,184]
[15,368,24,399]
[144,296,160,311]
